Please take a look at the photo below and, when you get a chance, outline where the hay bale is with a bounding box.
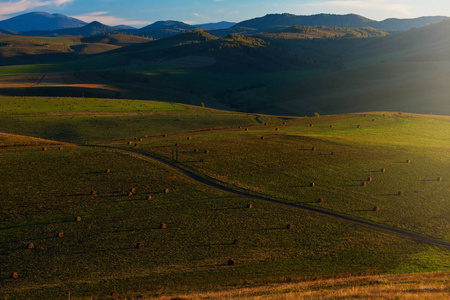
[204,150,210,154]
[136,243,144,249]
[310,182,315,187]
[373,206,380,212]
[283,122,287,125]
[233,238,241,245]
[245,128,249,131]
[164,188,169,193]
[111,292,120,299]
[75,216,82,222]
[437,177,443,182]
[312,147,317,151]
[261,136,265,140]
[310,124,313,127]
[247,203,253,209]
[127,141,132,145]
[58,147,63,151]
[381,168,386,173]
[139,138,143,142]
[187,137,192,140]
[287,224,294,230]
[398,191,404,196]
[264,123,268,126]
[228,259,235,266]
[57,232,64,238]
[238,126,242,129]
[194,148,199,152]
[11,272,19,279]
[160,223,167,229]
[27,243,35,249]
[362,182,367,187]
[372,119,375,122]
[331,152,335,155]
[134,143,139,147]
[357,125,361,128]
[42,147,47,151]
[175,143,180,147]
[105,169,110,173]
[330,125,334,128]
[146,195,152,200]
[90,190,97,196]
[276,128,279,131]
[130,188,136,193]
[368,177,373,182]
[163,134,168,137]
[317,198,324,203]
[406,160,411,164]
[127,192,133,197]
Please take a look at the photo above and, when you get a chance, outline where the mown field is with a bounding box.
[0,96,449,299]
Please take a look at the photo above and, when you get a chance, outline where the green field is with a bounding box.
[0,97,449,299]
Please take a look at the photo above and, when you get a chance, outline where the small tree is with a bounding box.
[314,112,320,117]
[201,102,205,108]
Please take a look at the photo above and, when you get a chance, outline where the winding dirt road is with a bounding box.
[90,145,450,250]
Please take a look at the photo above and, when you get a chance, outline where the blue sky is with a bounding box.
[0,0,449,27]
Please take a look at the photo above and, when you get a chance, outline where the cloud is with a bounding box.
[0,0,73,19]
[72,11,149,27]
[303,0,413,18]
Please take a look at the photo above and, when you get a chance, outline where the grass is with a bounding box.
[0,97,449,299]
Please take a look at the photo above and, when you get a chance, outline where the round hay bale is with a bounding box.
[312,147,317,151]
[437,177,443,182]
[398,191,404,196]
[134,143,139,147]
[130,188,136,193]
[287,224,294,230]
[364,114,367,117]
[204,150,210,154]
[160,223,167,229]
[105,169,110,173]
[331,152,335,155]
[245,128,249,131]
[362,182,367,187]
[127,141,132,145]
[111,292,120,299]
[310,124,313,127]
[372,119,375,122]
[11,272,19,279]
[42,147,47,151]
[175,143,180,147]
[276,128,279,131]
[90,190,97,196]
[58,147,63,151]
[75,216,82,222]
[283,122,287,125]
[233,238,241,245]
[406,160,411,164]
[264,123,268,126]
[164,188,169,193]
[381,168,386,173]
[127,192,133,197]
[194,148,199,153]
[247,203,253,209]
[163,134,168,137]
[136,243,144,249]
[368,177,373,182]
[57,232,64,238]
[146,195,152,200]
[187,137,192,140]
[317,198,324,204]
[139,138,143,142]
[228,259,235,266]
[261,136,265,140]
[357,125,361,128]
[330,125,334,128]
[373,206,380,212]
[310,182,315,187]
[238,126,242,129]
[27,243,35,249]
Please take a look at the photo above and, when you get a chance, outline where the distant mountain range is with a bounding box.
[0,12,86,32]
[0,12,447,38]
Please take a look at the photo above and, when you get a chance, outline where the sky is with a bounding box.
[0,0,449,27]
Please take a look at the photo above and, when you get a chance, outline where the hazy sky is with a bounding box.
[0,0,449,26]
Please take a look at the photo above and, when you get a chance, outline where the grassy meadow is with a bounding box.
[0,96,449,299]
